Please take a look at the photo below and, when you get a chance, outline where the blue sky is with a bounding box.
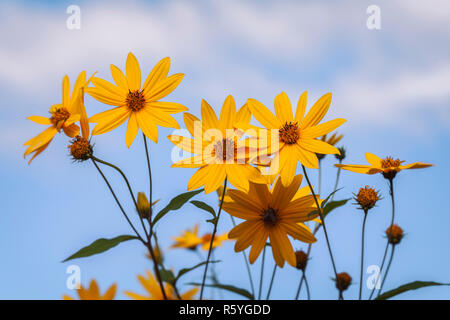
[0,0,449,299]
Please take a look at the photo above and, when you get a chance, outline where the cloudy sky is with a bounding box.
[0,0,449,299]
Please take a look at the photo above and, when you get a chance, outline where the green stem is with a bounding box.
[318,159,322,196]
[369,178,395,300]
[294,271,304,300]
[258,245,266,300]
[266,264,277,300]
[230,215,256,298]
[199,178,227,300]
[303,272,311,300]
[378,245,396,295]
[301,165,339,284]
[330,160,342,202]
[359,211,368,300]
[90,158,144,243]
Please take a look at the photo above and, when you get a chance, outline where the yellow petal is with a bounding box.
[236,103,251,126]
[126,52,141,91]
[201,99,219,131]
[301,118,346,139]
[146,101,187,114]
[300,92,332,128]
[102,284,117,300]
[279,148,298,186]
[89,106,128,123]
[225,164,266,192]
[249,227,268,264]
[335,164,379,174]
[365,152,382,167]
[62,75,70,108]
[294,91,307,122]
[142,57,170,94]
[143,107,179,129]
[274,92,293,123]
[219,95,236,130]
[110,64,129,93]
[280,222,316,244]
[125,112,139,148]
[299,138,340,155]
[91,109,130,135]
[27,116,51,125]
[136,111,158,143]
[91,77,125,100]
[63,123,80,138]
[183,113,202,137]
[294,145,319,169]
[400,162,433,170]
[272,174,302,210]
[86,87,125,106]
[146,73,184,102]
[247,98,281,129]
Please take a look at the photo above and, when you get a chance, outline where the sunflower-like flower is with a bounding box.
[245,92,346,186]
[335,152,433,180]
[24,71,91,163]
[222,175,319,267]
[124,270,198,300]
[200,232,229,251]
[171,224,203,250]
[63,279,116,300]
[168,96,266,193]
[87,53,187,147]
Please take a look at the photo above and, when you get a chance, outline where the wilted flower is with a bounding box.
[386,224,404,245]
[335,272,352,292]
[295,250,308,271]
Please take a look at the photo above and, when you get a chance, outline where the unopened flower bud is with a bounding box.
[137,192,150,218]
[295,250,308,271]
[335,146,346,161]
[386,224,404,245]
[335,272,352,292]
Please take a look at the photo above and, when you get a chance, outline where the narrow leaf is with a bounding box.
[323,198,350,217]
[321,188,343,208]
[159,268,176,284]
[62,235,138,262]
[376,281,449,300]
[189,283,254,300]
[190,200,216,218]
[176,260,220,282]
[153,189,203,224]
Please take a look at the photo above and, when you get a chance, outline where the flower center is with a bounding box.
[50,107,70,125]
[262,207,278,226]
[356,185,379,211]
[381,157,403,169]
[68,135,92,161]
[126,90,146,112]
[213,138,236,162]
[279,121,300,144]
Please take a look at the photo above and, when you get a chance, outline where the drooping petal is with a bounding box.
[274,92,293,123]
[136,111,158,143]
[248,226,269,264]
[63,123,80,138]
[62,75,70,108]
[125,112,139,148]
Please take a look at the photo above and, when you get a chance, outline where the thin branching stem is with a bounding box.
[359,210,368,300]
[199,178,228,300]
[258,246,266,300]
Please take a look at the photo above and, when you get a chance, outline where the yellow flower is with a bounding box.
[124,270,198,300]
[63,279,116,300]
[200,232,229,251]
[171,224,203,250]
[168,96,266,193]
[87,53,187,147]
[24,71,91,163]
[320,132,343,146]
[335,152,433,179]
[245,91,346,186]
[223,175,319,267]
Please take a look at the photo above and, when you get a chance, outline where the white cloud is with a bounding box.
[0,0,449,138]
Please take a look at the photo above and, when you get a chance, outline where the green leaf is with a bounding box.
[376,281,450,300]
[190,200,216,218]
[323,198,350,218]
[159,268,176,284]
[189,283,254,300]
[321,188,343,208]
[176,260,220,282]
[62,235,138,262]
[153,189,204,225]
